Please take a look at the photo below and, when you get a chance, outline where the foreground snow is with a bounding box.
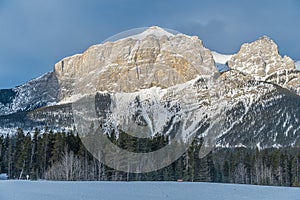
[0,181,299,200]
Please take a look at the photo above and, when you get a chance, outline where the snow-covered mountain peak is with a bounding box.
[130,26,175,40]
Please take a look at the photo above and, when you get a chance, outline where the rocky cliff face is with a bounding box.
[54,27,215,102]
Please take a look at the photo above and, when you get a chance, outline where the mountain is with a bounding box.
[54,26,215,102]
[228,36,300,94]
[0,72,58,116]
[0,26,300,150]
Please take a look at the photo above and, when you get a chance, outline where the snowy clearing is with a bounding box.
[0,181,299,200]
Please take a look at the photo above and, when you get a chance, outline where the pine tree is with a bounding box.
[50,131,66,164]
[291,151,300,186]
[0,135,3,173]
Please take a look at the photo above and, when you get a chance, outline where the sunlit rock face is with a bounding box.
[54,26,216,102]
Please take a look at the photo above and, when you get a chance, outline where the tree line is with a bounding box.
[0,128,300,187]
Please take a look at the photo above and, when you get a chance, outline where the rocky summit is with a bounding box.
[0,26,300,150]
[54,26,215,102]
[228,36,300,94]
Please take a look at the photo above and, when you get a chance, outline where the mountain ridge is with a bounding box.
[0,26,300,150]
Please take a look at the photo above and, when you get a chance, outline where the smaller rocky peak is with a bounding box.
[228,36,295,81]
[237,35,278,58]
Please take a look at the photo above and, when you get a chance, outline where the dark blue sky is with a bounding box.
[0,0,300,88]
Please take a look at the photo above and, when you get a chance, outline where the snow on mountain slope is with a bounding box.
[295,61,300,70]
[52,69,296,150]
[211,51,232,72]
[211,51,233,64]
[0,72,59,116]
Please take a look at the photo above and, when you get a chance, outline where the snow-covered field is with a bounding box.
[0,181,299,200]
